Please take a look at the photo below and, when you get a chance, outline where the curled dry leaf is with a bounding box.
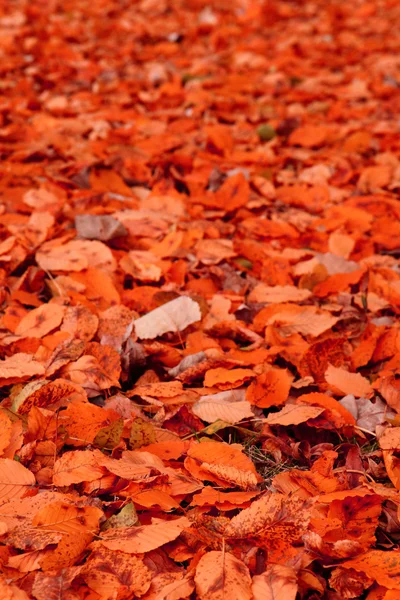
[339,395,394,432]
[329,566,373,599]
[204,367,255,390]
[11,378,86,414]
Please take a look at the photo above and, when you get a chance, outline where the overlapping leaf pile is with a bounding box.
[0,0,400,597]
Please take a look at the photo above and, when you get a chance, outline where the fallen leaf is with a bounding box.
[185,441,259,490]
[94,516,189,553]
[204,367,255,390]
[195,551,252,600]
[266,404,324,426]
[0,459,36,506]
[246,368,292,408]
[325,364,373,398]
[75,214,127,241]
[134,296,201,339]
[192,389,253,424]
[252,565,298,600]
[15,304,65,339]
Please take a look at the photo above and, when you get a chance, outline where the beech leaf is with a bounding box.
[134,296,201,339]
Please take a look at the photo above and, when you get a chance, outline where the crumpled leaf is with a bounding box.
[339,395,394,432]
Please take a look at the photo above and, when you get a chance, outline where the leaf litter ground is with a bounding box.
[0,0,400,598]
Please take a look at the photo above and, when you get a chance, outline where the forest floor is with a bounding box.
[0,0,400,598]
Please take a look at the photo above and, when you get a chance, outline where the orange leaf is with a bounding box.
[0,353,45,385]
[95,516,189,553]
[246,368,292,408]
[134,296,201,339]
[0,459,36,506]
[297,392,356,427]
[252,565,298,600]
[15,304,65,339]
[266,404,324,426]
[53,450,105,486]
[289,124,330,148]
[60,305,98,342]
[248,284,311,304]
[195,551,252,600]
[204,367,255,390]
[223,492,312,561]
[36,240,116,273]
[341,551,400,590]
[325,364,373,398]
[192,389,253,424]
[185,441,259,490]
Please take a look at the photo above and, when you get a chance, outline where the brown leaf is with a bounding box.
[75,214,127,241]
